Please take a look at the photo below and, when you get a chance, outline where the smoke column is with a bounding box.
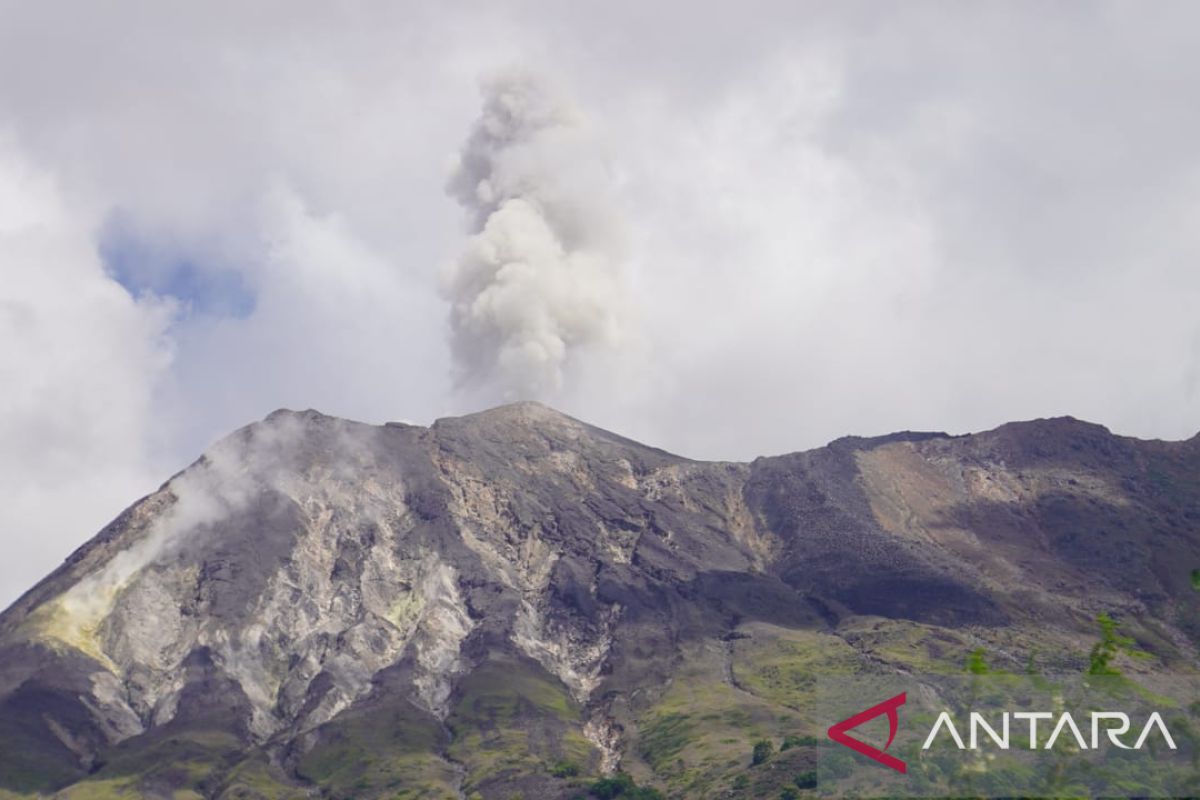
[442,69,626,401]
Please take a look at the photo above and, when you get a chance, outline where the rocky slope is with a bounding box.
[0,402,1197,799]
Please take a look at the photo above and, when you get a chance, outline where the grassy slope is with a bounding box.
[624,618,1034,799]
[295,696,459,800]
[446,653,596,798]
[623,631,825,798]
[55,729,252,799]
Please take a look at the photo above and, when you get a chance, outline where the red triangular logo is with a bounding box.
[826,691,907,774]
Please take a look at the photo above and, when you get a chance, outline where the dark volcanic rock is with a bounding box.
[0,402,1196,798]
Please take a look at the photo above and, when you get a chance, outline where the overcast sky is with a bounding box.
[2,1,1199,608]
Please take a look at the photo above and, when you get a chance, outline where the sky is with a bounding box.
[2,1,1199,608]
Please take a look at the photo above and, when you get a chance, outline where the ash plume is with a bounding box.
[441,69,627,401]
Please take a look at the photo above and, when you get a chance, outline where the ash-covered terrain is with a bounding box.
[0,402,1197,799]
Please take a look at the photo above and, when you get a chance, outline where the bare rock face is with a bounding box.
[0,403,1197,799]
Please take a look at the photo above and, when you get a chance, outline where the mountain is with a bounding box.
[0,402,1197,799]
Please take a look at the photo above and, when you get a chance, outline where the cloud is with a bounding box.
[151,182,452,460]
[0,2,1199,605]
[0,136,172,609]
[441,68,629,402]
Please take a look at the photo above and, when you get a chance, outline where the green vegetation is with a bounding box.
[779,734,817,751]
[1087,613,1148,676]
[731,626,862,707]
[1191,568,1200,591]
[965,647,991,674]
[551,759,581,778]
[446,655,595,794]
[793,770,817,790]
[579,772,664,799]
[0,735,83,795]
[750,739,774,766]
[833,617,981,675]
[0,692,95,794]
[630,635,808,796]
[637,712,694,772]
[296,699,458,799]
[628,620,1005,798]
[219,755,311,799]
[61,728,242,799]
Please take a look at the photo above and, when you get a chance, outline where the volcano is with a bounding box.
[0,402,1197,799]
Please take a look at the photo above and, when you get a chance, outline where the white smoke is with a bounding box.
[37,410,376,654]
[441,68,627,401]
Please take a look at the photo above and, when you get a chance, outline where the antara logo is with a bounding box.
[827,691,908,774]
[922,710,1177,751]
[827,692,1178,775]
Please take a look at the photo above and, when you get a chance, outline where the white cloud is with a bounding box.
[154,182,453,458]
[0,137,171,608]
[0,2,1199,604]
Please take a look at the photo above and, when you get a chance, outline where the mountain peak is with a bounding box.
[436,400,578,427]
[1,407,1197,798]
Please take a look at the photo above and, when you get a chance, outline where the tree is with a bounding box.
[793,770,818,789]
[965,647,990,674]
[585,773,664,800]
[780,735,818,751]
[1087,612,1147,675]
[751,739,775,766]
